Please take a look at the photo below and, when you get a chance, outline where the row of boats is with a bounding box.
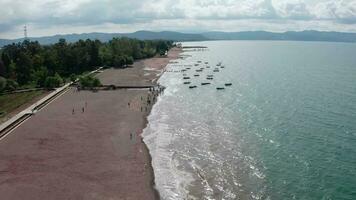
[182,61,232,90]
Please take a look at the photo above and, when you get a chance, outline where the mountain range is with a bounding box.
[1,30,356,47]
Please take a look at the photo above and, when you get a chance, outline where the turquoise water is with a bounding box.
[143,41,356,200]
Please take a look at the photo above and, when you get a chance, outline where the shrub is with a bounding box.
[125,56,134,65]
[5,79,18,91]
[79,75,101,88]
[45,73,63,89]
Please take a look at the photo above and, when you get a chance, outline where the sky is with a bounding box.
[1,0,356,39]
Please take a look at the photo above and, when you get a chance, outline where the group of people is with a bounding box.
[144,85,165,111]
[127,85,165,113]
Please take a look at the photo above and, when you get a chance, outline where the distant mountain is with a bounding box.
[1,30,356,47]
[202,30,356,43]
[0,31,207,47]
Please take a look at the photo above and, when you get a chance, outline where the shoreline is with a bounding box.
[0,47,182,200]
[140,47,183,200]
[134,47,183,200]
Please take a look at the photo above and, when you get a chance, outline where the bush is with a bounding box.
[79,75,101,88]
[45,73,63,89]
[125,56,134,65]
[92,78,101,87]
[5,79,18,91]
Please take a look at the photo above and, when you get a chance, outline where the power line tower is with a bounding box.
[24,25,28,40]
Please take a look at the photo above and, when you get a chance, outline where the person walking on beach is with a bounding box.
[82,107,85,113]
[72,108,75,115]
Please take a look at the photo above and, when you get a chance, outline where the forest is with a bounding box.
[0,38,172,92]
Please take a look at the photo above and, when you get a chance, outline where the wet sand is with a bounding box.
[0,47,181,200]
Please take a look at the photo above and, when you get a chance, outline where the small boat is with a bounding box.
[207,75,214,77]
[194,74,200,77]
[196,70,203,72]
[221,66,225,68]
[197,61,202,63]
[183,77,191,80]
[216,87,225,90]
[189,86,197,89]
[207,77,214,80]
[184,82,191,84]
[201,82,211,85]
[186,68,191,70]
[194,64,199,66]
[213,70,219,72]
[206,66,210,68]
[225,83,232,86]
[205,62,208,64]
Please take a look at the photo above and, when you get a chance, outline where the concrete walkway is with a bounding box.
[0,67,104,138]
[0,83,70,137]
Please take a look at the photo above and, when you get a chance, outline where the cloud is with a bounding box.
[312,0,356,23]
[1,0,356,38]
[273,0,312,20]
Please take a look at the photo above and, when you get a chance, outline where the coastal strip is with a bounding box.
[0,47,181,199]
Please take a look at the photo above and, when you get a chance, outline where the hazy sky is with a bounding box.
[1,0,356,39]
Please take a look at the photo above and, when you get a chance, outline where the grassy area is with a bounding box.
[0,90,45,119]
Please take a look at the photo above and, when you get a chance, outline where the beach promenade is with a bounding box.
[0,48,181,200]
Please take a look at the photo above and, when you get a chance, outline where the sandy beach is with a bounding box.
[0,47,181,200]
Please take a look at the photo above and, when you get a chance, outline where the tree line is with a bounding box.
[0,38,172,92]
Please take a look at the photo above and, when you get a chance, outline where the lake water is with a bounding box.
[143,41,356,200]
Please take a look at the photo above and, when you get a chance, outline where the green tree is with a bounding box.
[33,66,48,87]
[1,53,11,68]
[0,76,6,92]
[0,60,5,77]
[113,55,126,68]
[16,52,33,85]
[7,61,16,79]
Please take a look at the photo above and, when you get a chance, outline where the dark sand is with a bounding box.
[0,48,181,200]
